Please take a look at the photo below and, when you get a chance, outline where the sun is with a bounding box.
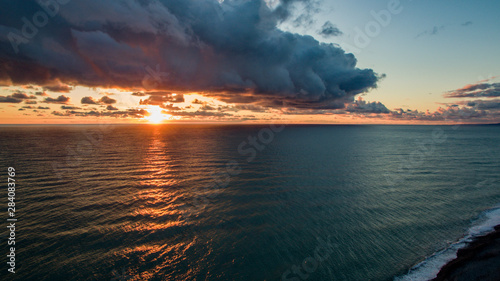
[145,106,171,124]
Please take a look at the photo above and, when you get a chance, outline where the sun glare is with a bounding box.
[145,106,170,124]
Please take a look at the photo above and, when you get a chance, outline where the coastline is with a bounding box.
[432,225,500,281]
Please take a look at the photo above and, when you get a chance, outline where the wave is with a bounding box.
[394,204,500,281]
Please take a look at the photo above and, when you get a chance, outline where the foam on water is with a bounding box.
[394,204,500,281]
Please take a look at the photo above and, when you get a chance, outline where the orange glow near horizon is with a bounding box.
[144,106,171,124]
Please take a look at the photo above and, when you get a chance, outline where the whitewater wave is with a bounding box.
[394,204,500,281]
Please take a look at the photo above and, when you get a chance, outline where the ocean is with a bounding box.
[1,124,499,281]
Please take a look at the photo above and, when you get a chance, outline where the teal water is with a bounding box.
[1,124,499,280]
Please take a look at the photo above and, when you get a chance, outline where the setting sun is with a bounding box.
[145,106,170,124]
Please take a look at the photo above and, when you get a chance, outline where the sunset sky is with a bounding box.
[1,0,499,124]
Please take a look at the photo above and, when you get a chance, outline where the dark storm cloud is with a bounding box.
[277,98,391,115]
[44,95,70,104]
[0,0,380,110]
[444,82,500,98]
[288,0,320,28]
[319,21,342,38]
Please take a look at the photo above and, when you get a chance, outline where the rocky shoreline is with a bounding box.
[432,225,500,281]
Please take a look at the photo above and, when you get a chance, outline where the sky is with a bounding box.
[0,0,499,124]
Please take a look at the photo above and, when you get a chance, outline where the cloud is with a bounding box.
[466,99,500,110]
[99,96,117,104]
[278,94,499,123]
[289,0,321,28]
[0,0,380,110]
[319,21,342,38]
[444,82,500,98]
[43,84,73,93]
[378,83,500,123]
[388,106,497,122]
[0,92,35,103]
[21,105,49,110]
[416,25,445,38]
[11,91,37,99]
[61,105,81,110]
[81,97,99,105]
[131,92,148,97]
[139,93,184,106]
[191,99,205,105]
[233,104,268,112]
[81,96,117,105]
[346,98,390,113]
[383,95,500,123]
[169,110,233,118]
[0,91,37,103]
[199,104,216,111]
[44,95,71,104]
[160,103,181,111]
[51,108,148,118]
[462,21,473,26]
[276,98,391,116]
[106,105,118,110]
